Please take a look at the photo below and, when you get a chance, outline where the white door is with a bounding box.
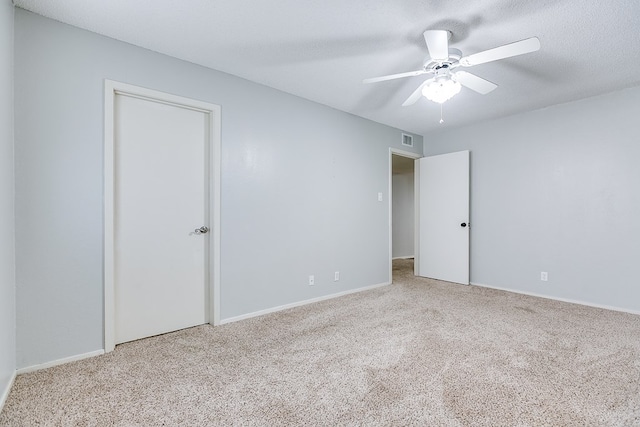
[114,93,208,344]
[416,150,469,284]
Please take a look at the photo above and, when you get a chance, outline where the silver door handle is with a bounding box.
[194,226,209,234]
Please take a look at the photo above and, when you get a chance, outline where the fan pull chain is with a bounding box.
[439,103,444,124]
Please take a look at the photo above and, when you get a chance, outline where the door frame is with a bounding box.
[103,80,221,352]
[388,148,421,282]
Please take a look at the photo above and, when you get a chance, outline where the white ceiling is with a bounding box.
[14,0,640,136]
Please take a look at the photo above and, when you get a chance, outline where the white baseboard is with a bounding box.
[471,282,640,316]
[392,256,414,260]
[0,370,16,413]
[221,281,391,325]
[16,349,105,375]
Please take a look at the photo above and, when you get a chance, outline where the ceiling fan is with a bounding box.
[363,30,541,106]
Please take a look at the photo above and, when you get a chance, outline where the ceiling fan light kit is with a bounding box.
[421,69,461,104]
[363,29,541,121]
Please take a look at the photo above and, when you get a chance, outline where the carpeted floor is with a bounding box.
[2,259,640,426]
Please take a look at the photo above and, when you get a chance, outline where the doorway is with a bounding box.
[103,81,221,352]
[388,149,421,282]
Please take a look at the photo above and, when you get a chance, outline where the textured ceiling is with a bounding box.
[14,0,640,136]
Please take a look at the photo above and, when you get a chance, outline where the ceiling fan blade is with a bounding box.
[423,30,449,61]
[460,37,540,67]
[402,80,432,107]
[454,71,497,94]
[363,69,427,84]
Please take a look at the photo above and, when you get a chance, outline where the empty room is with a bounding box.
[2,0,640,425]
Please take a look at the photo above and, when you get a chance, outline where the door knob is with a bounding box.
[194,226,209,234]
[460,223,467,228]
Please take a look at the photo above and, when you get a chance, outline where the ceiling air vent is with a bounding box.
[401,133,413,147]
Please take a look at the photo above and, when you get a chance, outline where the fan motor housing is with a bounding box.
[424,48,462,71]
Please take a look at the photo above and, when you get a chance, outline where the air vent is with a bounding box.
[401,133,413,147]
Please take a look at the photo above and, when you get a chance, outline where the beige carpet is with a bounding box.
[2,259,640,426]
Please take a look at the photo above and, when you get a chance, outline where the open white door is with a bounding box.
[416,151,469,284]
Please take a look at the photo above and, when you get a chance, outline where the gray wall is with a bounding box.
[392,172,414,258]
[423,85,640,313]
[13,9,422,369]
[0,0,15,405]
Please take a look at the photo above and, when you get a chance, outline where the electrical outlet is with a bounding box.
[309,275,315,286]
[334,271,340,281]
[541,272,548,282]
[378,192,383,202]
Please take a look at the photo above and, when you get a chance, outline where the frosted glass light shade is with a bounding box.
[422,77,462,104]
